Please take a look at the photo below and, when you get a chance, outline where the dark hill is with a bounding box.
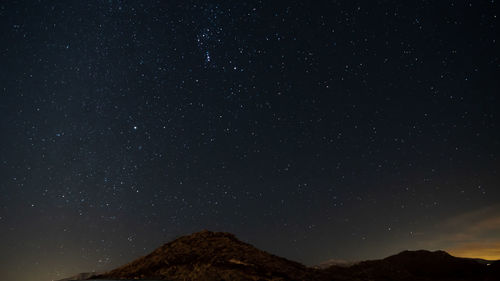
[383,250,486,279]
[94,230,321,281]
[325,250,492,281]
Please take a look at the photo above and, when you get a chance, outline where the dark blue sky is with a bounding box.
[1,1,499,281]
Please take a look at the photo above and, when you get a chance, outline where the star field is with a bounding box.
[0,1,499,281]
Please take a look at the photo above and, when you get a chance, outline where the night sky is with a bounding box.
[1,1,499,281]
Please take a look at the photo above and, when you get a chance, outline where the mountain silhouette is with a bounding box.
[77,230,498,281]
[93,230,321,281]
[324,250,494,281]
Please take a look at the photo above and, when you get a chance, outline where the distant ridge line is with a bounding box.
[57,230,500,281]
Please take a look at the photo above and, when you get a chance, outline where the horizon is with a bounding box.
[52,230,500,281]
[1,1,499,281]
[56,230,500,278]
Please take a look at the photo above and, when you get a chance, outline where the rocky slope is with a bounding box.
[94,230,322,281]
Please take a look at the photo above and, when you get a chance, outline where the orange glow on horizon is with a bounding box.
[448,242,500,260]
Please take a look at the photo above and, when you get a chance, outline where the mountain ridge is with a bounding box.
[93,230,320,281]
[58,230,499,281]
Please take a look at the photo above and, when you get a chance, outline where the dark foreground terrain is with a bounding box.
[63,230,499,281]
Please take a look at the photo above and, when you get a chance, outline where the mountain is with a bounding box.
[80,231,498,281]
[93,230,322,281]
[382,250,487,279]
[324,250,494,281]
